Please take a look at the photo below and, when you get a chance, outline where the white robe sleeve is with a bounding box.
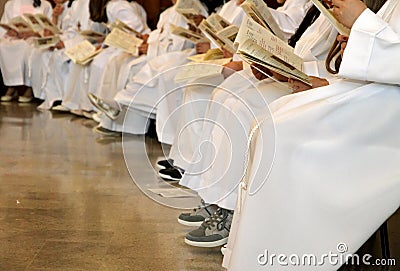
[41,0,53,18]
[340,8,400,85]
[268,0,313,41]
[106,0,148,34]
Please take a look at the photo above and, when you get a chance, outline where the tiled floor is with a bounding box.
[0,102,398,271]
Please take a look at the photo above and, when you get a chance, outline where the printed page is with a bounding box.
[241,0,285,40]
[34,35,60,49]
[108,19,140,36]
[23,13,43,33]
[236,17,302,70]
[171,24,209,44]
[238,40,311,85]
[148,188,197,198]
[104,28,143,56]
[34,14,61,34]
[9,16,33,33]
[174,58,231,83]
[176,0,207,16]
[65,40,101,65]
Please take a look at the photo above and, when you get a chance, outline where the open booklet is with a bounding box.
[176,0,206,16]
[104,27,143,56]
[107,19,141,36]
[311,0,350,36]
[236,17,311,85]
[65,40,103,65]
[198,14,239,55]
[241,0,285,41]
[0,16,33,34]
[170,24,209,44]
[33,35,61,49]
[32,13,61,35]
[187,48,224,62]
[79,30,105,43]
[174,57,232,83]
[0,14,60,36]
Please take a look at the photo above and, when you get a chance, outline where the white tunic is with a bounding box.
[225,1,400,270]
[0,0,52,86]
[36,0,102,109]
[154,0,245,145]
[30,1,72,100]
[101,2,197,133]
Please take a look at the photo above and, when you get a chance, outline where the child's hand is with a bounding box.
[289,76,329,93]
[196,42,210,54]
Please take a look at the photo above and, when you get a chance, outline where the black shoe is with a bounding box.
[156,159,174,170]
[178,200,218,227]
[158,167,184,181]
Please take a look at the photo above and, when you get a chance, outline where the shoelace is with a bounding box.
[191,199,211,215]
[203,208,228,230]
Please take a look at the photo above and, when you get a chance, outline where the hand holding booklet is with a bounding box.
[170,24,209,44]
[198,16,239,55]
[236,17,310,85]
[104,28,143,56]
[33,35,61,49]
[65,40,102,65]
[0,16,33,35]
[238,40,311,85]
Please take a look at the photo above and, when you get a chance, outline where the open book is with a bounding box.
[187,48,224,62]
[0,16,33,34]
[33,35,60,49]
[175,0,207,28]
[80,30,105,43]
[104,28,143,56]
[171,24,209,44]
[107,19,141,36]
[34,13,61,34]
[311,0,350,36]
[241,0,285,41]
[65,40,102,65]
[174,57,232,83]
[199,15,239,54]
[176,0,207,17]
[23,13,43,33]
[238,40,311,85]
[236,17,310,85]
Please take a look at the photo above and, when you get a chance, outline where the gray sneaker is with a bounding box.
[178,200,218,227]
[184,208,233,247]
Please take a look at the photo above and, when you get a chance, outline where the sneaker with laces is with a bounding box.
[185,208,233,247]
[178,200,218,227]
[158,167,184,181]
[156,159,174,170]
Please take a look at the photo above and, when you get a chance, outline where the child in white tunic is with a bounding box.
[36,0,106,110]
[0,0,52,102]
[95,0,210,134]
[166,0,315,176]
